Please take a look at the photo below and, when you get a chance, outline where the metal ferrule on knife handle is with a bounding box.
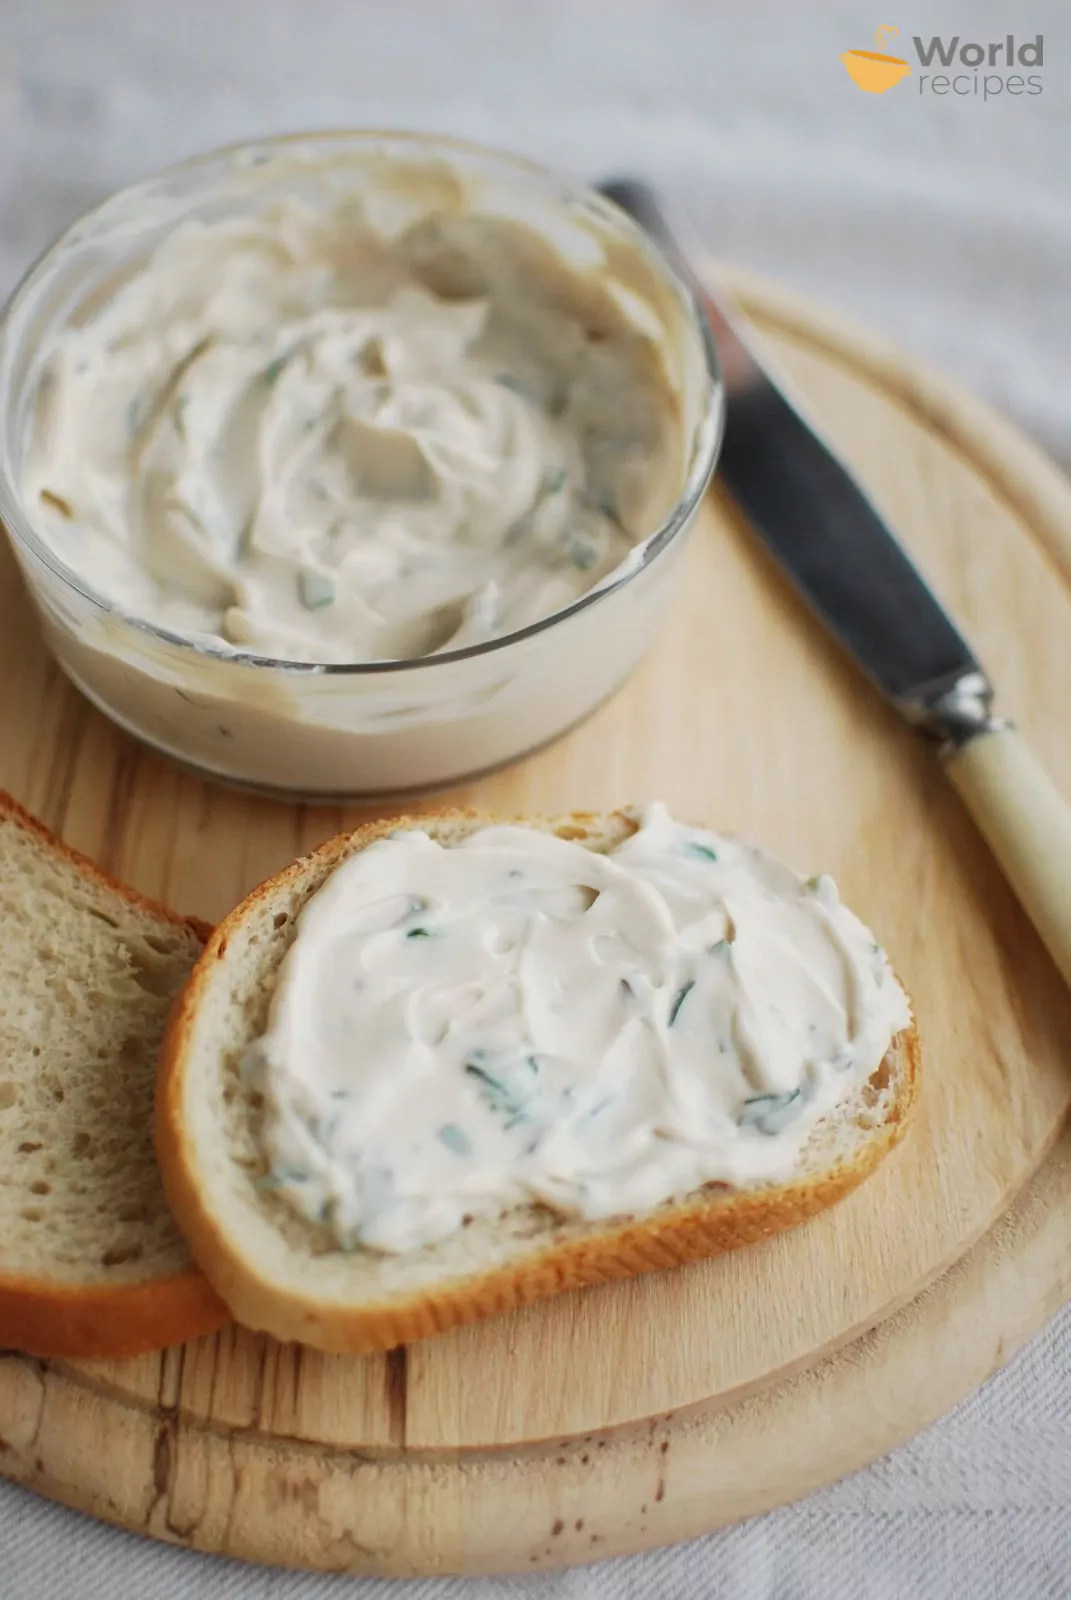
[901,667,1006,754]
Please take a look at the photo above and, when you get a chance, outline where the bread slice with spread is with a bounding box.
[156,808,920,1354]
[0,792,227,1357]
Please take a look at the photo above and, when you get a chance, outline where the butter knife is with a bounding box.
[600,178,1071,988]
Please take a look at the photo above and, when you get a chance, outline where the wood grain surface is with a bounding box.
[1,275,1070,1573]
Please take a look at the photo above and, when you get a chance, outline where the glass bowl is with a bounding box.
[0,131,722,799]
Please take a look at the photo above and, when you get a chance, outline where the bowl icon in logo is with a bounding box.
[842,25,912,92]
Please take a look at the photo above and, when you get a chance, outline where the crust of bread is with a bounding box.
[156,809,921,1354]
[0,790,227,1357]
[0,1270,224,1360]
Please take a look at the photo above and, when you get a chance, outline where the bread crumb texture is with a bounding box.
[0,797,203,1286]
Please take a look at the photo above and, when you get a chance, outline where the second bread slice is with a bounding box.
[0,792,227,1358]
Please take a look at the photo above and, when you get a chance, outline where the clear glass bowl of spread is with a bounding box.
[0,132,722,799]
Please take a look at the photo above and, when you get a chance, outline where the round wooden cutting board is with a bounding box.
[2,274,1071,1576]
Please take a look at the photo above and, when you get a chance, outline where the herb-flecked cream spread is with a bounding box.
[244,805,911,1253]
[25,202,681,663]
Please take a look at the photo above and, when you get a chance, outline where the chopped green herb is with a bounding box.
[314,1110,344,1147]
[298,570,335,610]
[668,980,695,1026]
[565,538,598,571]
[805,875,821,891]
[711,938,732,957]
[236,513,255,560]
[464,1056,536,1128]
[495,373,529,397]
[406,926,432,940]
[504,513,532,547]
[465,1061,522,1121]
[738,1089,803,1135]
[262,356,290,386]
[261,342,302,387]
[544,467,567,494]
[259,1164,310,1191]
[685,841,719,863]
[438,1123,471,1156]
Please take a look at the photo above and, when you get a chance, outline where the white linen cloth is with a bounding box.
[1,1,1068,1593]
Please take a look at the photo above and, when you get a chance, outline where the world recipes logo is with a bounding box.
[841,25,912,93]
[842,26,1044,98]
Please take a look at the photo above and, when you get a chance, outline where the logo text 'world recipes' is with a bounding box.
[842,27,1044,98]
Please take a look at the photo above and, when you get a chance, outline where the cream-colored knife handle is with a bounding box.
[944,725,1071,986]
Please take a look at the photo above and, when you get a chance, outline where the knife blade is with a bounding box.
[598,178,989,731]
[599,177,1071,988]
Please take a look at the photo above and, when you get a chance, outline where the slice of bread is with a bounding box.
[156,810,920,1354]
[0,792,228,1357]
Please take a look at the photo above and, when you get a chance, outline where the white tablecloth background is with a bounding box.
[1,2,1069,1593]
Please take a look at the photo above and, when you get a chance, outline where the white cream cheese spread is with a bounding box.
[245,804,911,1253]
[24,204,680,663]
